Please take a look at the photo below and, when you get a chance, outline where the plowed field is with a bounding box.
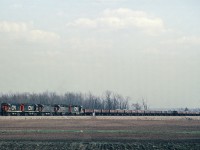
[0,117,200,149]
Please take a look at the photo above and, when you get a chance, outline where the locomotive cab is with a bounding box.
[54,104,61,115]
[1,103,10,115]
[38,104,44,112]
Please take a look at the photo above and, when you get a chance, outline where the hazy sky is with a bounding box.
[0,0,200,108]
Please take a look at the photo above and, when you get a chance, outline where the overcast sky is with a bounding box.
[0,0,200,108]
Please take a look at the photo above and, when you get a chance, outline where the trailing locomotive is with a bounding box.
[54,104,82,116]
[1,102,200,116]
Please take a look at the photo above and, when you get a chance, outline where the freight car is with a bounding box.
[82,109,200,116]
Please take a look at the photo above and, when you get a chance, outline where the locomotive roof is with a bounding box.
[1,103,82,107]
[1,103,37,106]
[54,104,82,107]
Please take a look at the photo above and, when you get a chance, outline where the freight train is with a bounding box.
[1,102,200,116]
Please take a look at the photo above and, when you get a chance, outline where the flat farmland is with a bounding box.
[0,116,200,149]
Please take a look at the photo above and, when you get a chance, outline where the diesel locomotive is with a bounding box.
[1,103,82,116]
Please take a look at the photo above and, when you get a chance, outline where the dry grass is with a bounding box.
[0,116,200,120]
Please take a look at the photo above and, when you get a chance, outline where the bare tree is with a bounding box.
[184,107,189,112]
[104,91,113,110]
[112,94,119,110]
[132,102,141,110]
[116,94,124,109]
[142,98,148,110]
[122,96,130,110]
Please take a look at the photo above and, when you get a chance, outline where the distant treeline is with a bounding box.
[0,91,130,110]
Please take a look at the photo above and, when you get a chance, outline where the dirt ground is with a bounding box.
[0,117,200,149]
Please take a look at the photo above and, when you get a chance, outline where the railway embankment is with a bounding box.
[0,116,200,120]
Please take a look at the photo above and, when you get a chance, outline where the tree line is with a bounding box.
[1,92,197,111]
[0,91,131,110]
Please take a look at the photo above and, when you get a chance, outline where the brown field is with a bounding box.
[0,116,200,149]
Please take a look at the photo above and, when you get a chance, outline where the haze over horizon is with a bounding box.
[0,0,200,108]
